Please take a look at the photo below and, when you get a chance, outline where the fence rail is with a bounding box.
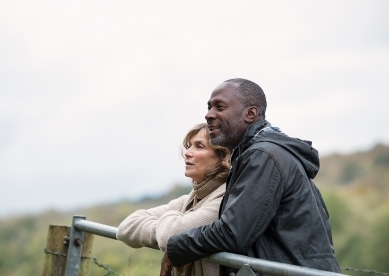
[64,215,346,276]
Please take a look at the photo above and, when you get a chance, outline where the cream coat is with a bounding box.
[117,182,226,276]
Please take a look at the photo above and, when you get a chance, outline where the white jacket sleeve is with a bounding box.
[156,185,225,251]
[116,195,188,248]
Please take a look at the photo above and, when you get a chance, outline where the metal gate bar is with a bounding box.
[65,215,346,276]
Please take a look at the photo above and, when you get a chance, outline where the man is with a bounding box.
[160,78,340,276]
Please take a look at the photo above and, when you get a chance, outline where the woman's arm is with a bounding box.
[116,194,189,248]
[156,184,225,251]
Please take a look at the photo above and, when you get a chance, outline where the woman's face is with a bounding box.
[184,129,219,183]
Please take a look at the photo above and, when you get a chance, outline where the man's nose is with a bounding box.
[205,108,216,121]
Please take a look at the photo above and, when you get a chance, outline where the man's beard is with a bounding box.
[210,131,228,147]
[210,125,241,149]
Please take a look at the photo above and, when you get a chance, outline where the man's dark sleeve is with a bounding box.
[167,149,284,266]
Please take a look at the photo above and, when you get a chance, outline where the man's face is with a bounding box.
[205,82,246,151]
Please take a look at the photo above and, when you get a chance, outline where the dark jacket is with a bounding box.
[167,120,340,275]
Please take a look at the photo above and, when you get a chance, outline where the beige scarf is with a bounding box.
[185,177,224,211]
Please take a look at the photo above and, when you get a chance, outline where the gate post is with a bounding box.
[64,216,85,276]
[42,217,94,276]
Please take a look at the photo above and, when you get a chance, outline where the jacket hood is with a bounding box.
[235,120,320,179]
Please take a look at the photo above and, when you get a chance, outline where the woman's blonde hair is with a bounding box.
[182,123,231,183]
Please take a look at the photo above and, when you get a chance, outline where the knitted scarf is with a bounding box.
[185,177,224,211]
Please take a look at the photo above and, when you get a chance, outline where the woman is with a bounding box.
[117,123,230,276]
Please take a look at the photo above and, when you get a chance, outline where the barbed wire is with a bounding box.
[82,255,123,276]
[43,248,123,276]
[43,247,67,257]
[341,267,389,275]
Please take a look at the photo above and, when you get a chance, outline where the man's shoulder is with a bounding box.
[246,133,287,152]
[242,134,295,163]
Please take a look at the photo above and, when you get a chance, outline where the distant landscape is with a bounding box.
[1,143,388,276]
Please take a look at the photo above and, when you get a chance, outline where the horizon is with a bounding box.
[2,141,388,219]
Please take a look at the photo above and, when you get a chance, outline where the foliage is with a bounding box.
[1,144,389,275]
[315,143,389,275]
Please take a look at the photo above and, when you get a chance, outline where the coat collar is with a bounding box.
[232,120,271,160]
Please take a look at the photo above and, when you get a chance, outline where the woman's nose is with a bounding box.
[184,148,193,157]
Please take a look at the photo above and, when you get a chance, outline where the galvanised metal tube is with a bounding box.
[74,219,118,240]
[73,219,160,250]
[73,219,345,276]
[204,252,345,276]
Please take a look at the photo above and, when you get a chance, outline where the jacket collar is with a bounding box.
[231,120,271,160]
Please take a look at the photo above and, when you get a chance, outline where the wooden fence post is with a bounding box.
[42,225,94,276]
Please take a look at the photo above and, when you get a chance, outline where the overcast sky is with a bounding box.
[1,1,388,218]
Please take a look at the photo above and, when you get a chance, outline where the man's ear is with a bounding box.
[245,106,258,123]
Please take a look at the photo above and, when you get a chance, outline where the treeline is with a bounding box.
[314,143,389,275]
[0,144,388,276]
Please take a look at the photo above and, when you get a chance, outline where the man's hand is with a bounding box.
[160,252,174,276]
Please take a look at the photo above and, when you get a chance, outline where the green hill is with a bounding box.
[1,144,388,276]
[315,143,389,275]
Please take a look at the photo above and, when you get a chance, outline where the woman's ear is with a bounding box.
[245,106,258,123]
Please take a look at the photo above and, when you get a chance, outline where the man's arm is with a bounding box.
[164,149,284,267]
[160,252,173,276]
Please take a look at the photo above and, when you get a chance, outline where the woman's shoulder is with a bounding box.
[177,189,196,207]
[215,183,226,194]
